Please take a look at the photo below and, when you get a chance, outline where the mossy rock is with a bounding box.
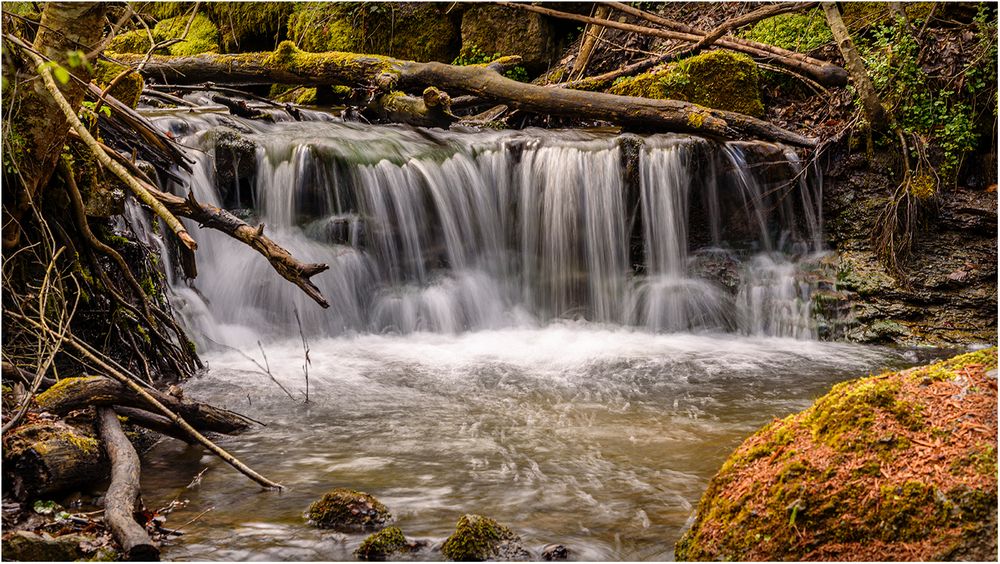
[355,526,408,560]
[675,348,998,561]
[93,60,143,109]
[288,3,460,63]
[1,532,95,561]
[107,12,220,56]
[441,514,531,561]
[203,2,293,53]
[306,488,392,532]
[460,5,557,75]
[740,9,832,52]
[608,50,765,117]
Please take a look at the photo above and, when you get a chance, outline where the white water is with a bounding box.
[141,112,823,345]
[124,108,890,561]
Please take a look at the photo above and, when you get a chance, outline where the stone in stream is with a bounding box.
[1,531,102,561]
[306,488,393,532]
[540,543,570,560]
[440,514,531,561]
[355,526,410,560]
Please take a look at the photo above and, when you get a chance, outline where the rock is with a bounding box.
[441,514,531,561]
[675,348,998,561]
[109,13,220,57]
[209,127,258,210]
[460,5,558,75]
[306,488,392,532]
[355,526,409,560]
[1,531,94,561]
[288,3,460,63]
[540,543,570,560]
[608,50,764,117]
[92,60,144,109]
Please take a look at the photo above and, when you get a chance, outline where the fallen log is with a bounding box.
[35,376,252,435]
[97,408,160,562]
[2,419,107,498]
[114,43,816,146]
[113,406,196,444]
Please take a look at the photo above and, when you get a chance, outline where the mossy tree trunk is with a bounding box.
[117,43,817,146]
[822,2,888,129]
[3,2,107,249]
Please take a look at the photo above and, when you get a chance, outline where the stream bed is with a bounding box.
[142,325,915,561]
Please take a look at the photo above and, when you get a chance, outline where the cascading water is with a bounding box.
[144,110,824,345]
[126,104,908,561]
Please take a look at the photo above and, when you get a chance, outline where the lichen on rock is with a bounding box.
[306,488,392,532]
[440,514,531,561]
[675,347,998,561]
[608,50,765,117]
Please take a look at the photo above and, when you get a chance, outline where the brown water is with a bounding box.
[140,325,907,561]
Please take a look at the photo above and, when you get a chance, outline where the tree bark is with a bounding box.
[35,376,253,434]
[116,44,817,147]
[822,2,888,129]
[571,5,611,79]
[3,2,107,248]
[112,406,197,444]
[97,408,160,562]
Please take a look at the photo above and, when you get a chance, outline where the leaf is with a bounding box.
[33,500,61,515]
[52,65,70,85]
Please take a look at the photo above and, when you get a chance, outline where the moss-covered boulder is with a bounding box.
[441,514,531,561]
[355,526,409,560]
[1,532,97,561]
[288,3,460,63]
[204,2,293,53]
[608,50,765,117]
[108,12,219,56]
[306,488,392,532]
[675,348,998,561]
[460,5,557,75]
[92,60,143,109]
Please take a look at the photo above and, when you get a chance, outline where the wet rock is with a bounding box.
[675,348,998,561]
[541,543,570,560]
[209,128,258,210]
[306,488,392,532]
[441,514,531,561]
[1,531,94,561]
[355,526,409,560]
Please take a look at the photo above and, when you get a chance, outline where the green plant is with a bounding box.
[741,9,833,52]
[452,45,529,82]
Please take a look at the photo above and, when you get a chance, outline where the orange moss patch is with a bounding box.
[676,348,998,561]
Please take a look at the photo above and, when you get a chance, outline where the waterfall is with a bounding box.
[142,111,823,346]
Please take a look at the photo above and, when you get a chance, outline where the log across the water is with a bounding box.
[113,42,817,147]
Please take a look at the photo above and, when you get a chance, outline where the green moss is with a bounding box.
[92,60,144,108]
[154,13,220,56]
[306,488,392,532]
[203,2,293,53]
[107,30,153,55]
[906,348,998,383]
[608,50,764,117]
[35,376,107,410]
[441,514,521,561]
[355,526,407,560]
[288,3,458,62]
[877,481,947,541]
[741,9,832,52]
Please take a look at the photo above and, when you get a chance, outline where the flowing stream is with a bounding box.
[126,104,913,560]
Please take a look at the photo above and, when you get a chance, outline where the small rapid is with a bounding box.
[120,105,901,561]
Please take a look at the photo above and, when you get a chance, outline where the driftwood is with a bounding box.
[115,43,816,146]
[34,376,252,434]
[97,408,160,562]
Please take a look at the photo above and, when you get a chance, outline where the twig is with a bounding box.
[294,308,310,403]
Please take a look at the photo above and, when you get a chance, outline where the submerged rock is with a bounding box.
[540,543,570,561]
[441,514,531,561]
[355,526,409,560]
[675,348,998,561]
[306,488,392,532]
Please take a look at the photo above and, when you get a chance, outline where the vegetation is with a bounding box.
[306,489,393,532]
